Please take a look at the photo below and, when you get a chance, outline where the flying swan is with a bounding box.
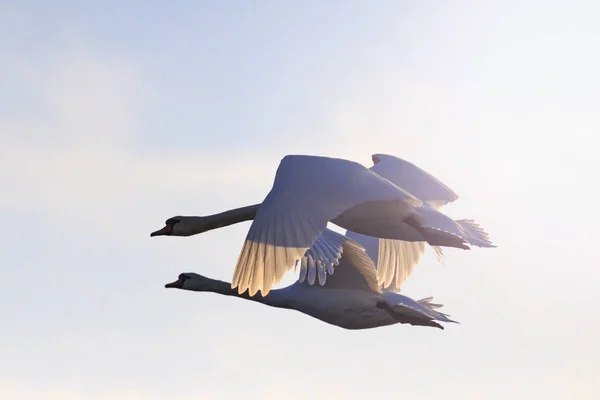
[345,154,494,291]
[165,228,457,330]
[152,154,494,296]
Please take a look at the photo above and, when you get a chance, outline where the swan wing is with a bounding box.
[301,229,381,293]
[371,153,458,208]
[231,155,420,296]
[376,239,425,291]
[371,154,494,248]
[344,231,427,292]
[297,228,346,287]
[339,154,459,291]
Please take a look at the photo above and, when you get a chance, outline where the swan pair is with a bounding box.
[153,154,494,330]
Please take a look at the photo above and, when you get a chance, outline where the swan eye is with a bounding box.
[165,218,181,226]
[178,274,189,282]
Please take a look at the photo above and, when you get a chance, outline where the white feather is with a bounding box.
[231,155,421,296]
[370,153,459,207]
[345,230,427,292]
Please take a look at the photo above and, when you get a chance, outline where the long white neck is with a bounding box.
[182,276,295,309]
[181,204,260,235]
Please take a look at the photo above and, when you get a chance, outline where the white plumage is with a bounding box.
[152,153,494,297]
[167,228,456,330]
[232,155,423,296]
[344,154,494,292]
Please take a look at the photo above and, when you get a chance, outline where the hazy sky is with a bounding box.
[1,1,598,399]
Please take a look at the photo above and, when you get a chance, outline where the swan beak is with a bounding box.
[165,279,182,288]
[151,225,170,237]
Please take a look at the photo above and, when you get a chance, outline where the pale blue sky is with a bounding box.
[1,1,599,399]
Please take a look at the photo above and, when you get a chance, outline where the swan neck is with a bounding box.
[186,277,293,309]
[202,204,260,232]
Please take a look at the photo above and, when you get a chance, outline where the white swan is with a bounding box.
[345,154,495,291]
[165,228,456,330]
[152,154,493,296]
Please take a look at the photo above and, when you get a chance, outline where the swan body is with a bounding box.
[166,229,456,330]
[346,153,495,291]
[153,154,494,296]
[230,155,423,296]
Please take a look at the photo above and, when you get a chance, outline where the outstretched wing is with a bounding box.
[371,153,458,208]
[360,154,492,289]
[371,153,493,247]
[345,230,427,292]
[296,228,346,287]
[352,153,459,289]
[232,155,420,296]
[375,239,425,291]
[298,228,381,293]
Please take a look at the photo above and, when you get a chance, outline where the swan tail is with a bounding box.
[409,207,470,250]
[456,219,496,248]
[416,296,459,324]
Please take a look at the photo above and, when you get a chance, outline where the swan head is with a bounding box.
[150,216,204,237]
[165,272,206,290]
